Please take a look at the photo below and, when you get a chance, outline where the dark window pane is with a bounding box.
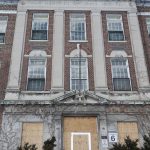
[27,78,45,91]
[71,31,85,41]
[0,33,5,43]
[32,30,47,40]
[113,78,131,91]
[71,79,87,91]
[109,31,124,41]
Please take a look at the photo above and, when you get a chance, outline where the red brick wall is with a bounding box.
[0,5,17,127]
[64,11,95,91]
[20,10,54,91]
[0,12,16,99]
[0,5,17,11]
[102,11,138,91]
[0,105,4,128]
[138,6,150,82]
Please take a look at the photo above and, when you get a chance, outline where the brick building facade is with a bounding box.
[138,4,150,82]
[1,0,150,150]
[0,1,17,130]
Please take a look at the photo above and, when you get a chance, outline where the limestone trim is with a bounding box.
[6,11,27,91]
[18,0,136,12]
[106,50,132,58]
[0,10,17,14]
[51,10,64,90]
[128,12,150,89]
[91,10,108,91]
[137,12,150,16]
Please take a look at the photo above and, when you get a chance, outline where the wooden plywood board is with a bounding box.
[118,122,138,143]
[73,134,89,150]
[64,117,99,150]
[21,123,43,150]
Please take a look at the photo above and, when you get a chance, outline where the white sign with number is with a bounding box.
[109,133,118,143]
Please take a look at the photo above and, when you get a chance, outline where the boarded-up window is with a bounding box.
[118,122,138,143]
[22,123,43,149]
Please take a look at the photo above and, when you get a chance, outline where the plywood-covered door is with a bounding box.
[63,117,99,150]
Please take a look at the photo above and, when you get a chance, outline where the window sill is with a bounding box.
[109,91,138,94]
[21,91,50,94]
[29,40,48,42]
[69,40,88,43]
[108,40,127,43]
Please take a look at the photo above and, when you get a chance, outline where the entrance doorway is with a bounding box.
[63,117,99,150]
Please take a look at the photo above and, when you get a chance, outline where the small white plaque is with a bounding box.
[102,139,108,148]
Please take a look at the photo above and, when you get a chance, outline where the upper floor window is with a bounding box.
[0,16,8,43]
[70,57,88,91]
[32,13,48,40]
[111,58,131,91]
[146,18,150,37]
[70,13,86,41]
[27,51,46,91]
[107,14,124,41]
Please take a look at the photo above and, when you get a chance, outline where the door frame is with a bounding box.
[71,132,91,150]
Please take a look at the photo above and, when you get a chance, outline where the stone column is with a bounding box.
[128,11,150,90]
[100,114,108,150]
[91,10,108,91]
[54,114,62,150]
[5,10,27,100]
[51,10,64,91]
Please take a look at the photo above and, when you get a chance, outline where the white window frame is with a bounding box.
[70,56,89,91]
[111,58,132,91]
[146,18,150,36]
[71,132,91,150]
[69,13,87,42]
[107,14,125,41]
[27,57,47,91]
[0,16,8,44]
[31,13,49,41]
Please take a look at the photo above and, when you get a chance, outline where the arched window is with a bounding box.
[70,50,88,91]
[27,50,46,91]
[111,57,131,91]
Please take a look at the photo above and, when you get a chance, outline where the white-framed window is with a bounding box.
[0,16,8,43]
[27,57,46,91]
[32,13,49,40]
[70,13,86,41]
[107,14,124,41]
[146,18,150,36]
[70,57,88,91]
[111,58,131,91]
